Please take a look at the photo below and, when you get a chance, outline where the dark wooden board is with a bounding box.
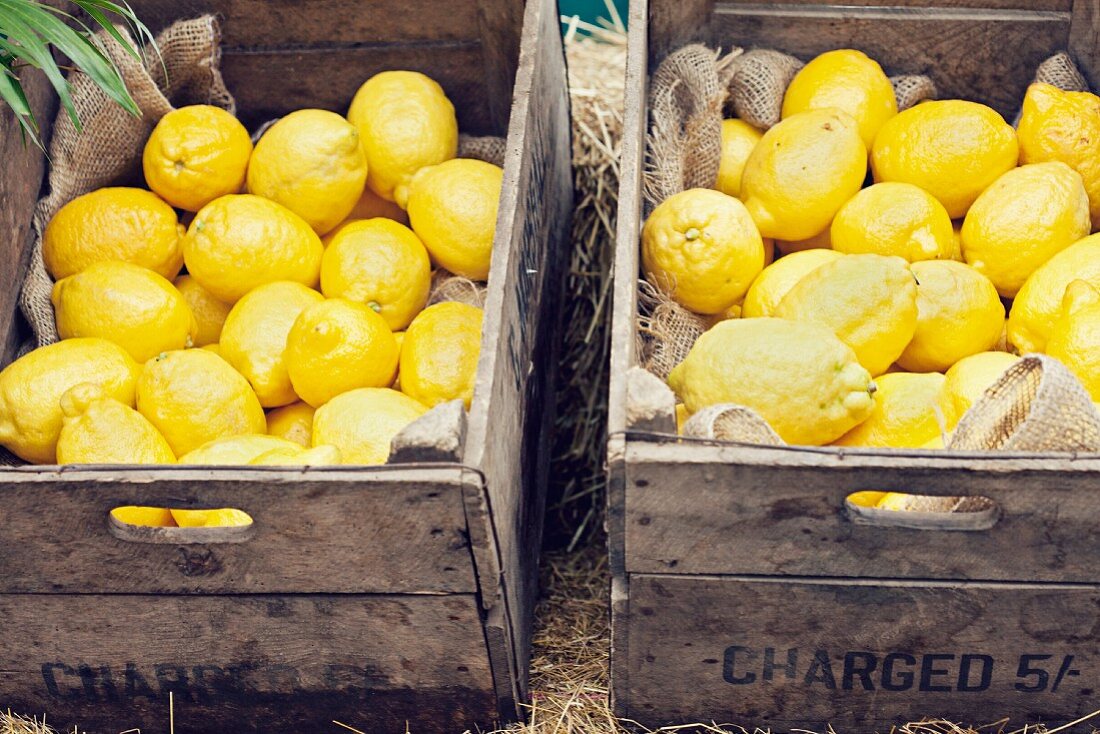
[1,592,497,734]
[621,440,1100,583]
[618,573,1100,731]
[465,0,574,710]
[0,467,479,594]
[724,0,1071,10]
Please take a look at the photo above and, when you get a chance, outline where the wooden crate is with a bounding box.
[609,0,1100,729]
[0,0,573,732]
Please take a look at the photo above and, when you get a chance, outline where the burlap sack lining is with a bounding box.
[640,46,1100,467]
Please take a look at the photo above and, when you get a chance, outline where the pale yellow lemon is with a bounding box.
[56,382,175,464]
[830,182,954,262]
[250,444,342,466]
[715,119,763,198]
[173,274,230,347]
[741,249,842,319]
[834,372,946,448]
[1046,281,1100,400]
[265,402,315,448]
[312,387,429,465]
[178,434,302,465]
[941,351,1020,428]
[1008,233,1100,354]
[400,302,483,409]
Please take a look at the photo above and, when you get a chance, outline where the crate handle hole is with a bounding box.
[844,492,999,532]
[108,506,254,544]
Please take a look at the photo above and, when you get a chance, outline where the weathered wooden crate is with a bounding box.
[609,1,1100,730]
[0,0,572,732]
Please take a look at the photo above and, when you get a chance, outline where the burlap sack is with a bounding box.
[682,404,784,444]
[458,134,507,167]
[950,354,1100,452]
[429,270,487,308]
[20,16,234,348]
[636,278,707,380]
[727,48,803,129]
[890,74,937,110]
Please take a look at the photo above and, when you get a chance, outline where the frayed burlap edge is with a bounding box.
[458,134,507,168]
[429,270,487,309]
[635,277,706,381]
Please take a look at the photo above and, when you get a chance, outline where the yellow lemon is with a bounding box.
[871,100,1018,218]
[219,281,325,408]
[641,188,765,314]
[201,343,222,357]
[781,48,897,148]
[110,506,176,527]
[173,274,230,347]
[247,109,368,235]
[775,228,832,256]
[774,254,918,376]
[848,491,887,508]
[285,298,400,407]
[0,338,139,463]
[406,158,503,280]
[171,508,253,528]
[250,444,342,466]
[347,70,458,204]
[961,162,1090,297]
[675,403,689,435]
[143,105,252,212]
[52,261,196,363]
[43,187,184,280]
[834,372,945,448]
[741,109,867,241]
[178,434,302,465]
[897,260,1005,373]
[400,302,483,409]
[1047,280,1100,400]
[312,387,429,465]
[57,382,175,464]
[741,249,843,318]
[1008,233,1100,354]
[830,182,954,262]
[266,401,314,447]
[669,318,875,445]
[1018,83,1100,230]
[941,351,1020,428]
[320,218,432,330]
[136,349,266,457]
[715,119,763,198]
[341,185,410,227]
[183,194,324,303]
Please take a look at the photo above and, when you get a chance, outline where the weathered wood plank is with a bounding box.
[464,0,573,712]
[724,0,1071,10]
[621,440,1100,582]
[618,573,1100,730]
[0,467,478,594]
[130,0,482,46]
[477,0,526,136]
[1070,0,1100,88]
[1,592,497,734]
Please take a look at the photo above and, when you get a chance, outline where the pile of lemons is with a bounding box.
[651,50,1100,462]
[0,70,502,495]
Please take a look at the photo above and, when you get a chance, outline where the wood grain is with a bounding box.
[0,467,478,594]
[618,573,1100,730]
[1,592,497,734]
[1070,0,1100,88]
[722,0,1071,10]
[465,0,574,710]
[621,440,1100,582]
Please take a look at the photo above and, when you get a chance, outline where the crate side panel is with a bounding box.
[0,469,476,594]
[464,0,573,711]
[623,441,1100,583]
[619,573,1100,730]
[1,592,496,734]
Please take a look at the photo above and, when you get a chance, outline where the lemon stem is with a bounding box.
[684,227,701,241]
[367,301,382,313]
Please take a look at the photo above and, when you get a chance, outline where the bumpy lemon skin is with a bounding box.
[250,444,342,466]
[941,351,1020,428]
[219,281,325,408]
[320,218,432,331]
[174,274,230,348]
[1018,82,1100,230]
[52,261,197,364]
[182,194,324,304]
[741,249,843,319]
[741,108,867,241]
[312,387,429,465]
[247,109,369,235]
[143,105,253,212]
[871,100,1018,218]
[347,70,458,204]
[830,182,955,262]
[715,119,763,198]
[43,187,185,281]
[399,302,483,409]
[781,48,897,148]
[833,372,946,448]
[642,188,765,314]
[0,338,140,464]
[136,349,266,457]
[57,383,175,464]
[774,254,918,377]
[266,401,315,448]
[668,318,876,446]
[285,298,400,408]
[897,260,1005,373]
[406,158,503,281]
[1047,281,1100,400]
[961,162,1091,297]
[178,434,303,465]
[1008,233,1100,355]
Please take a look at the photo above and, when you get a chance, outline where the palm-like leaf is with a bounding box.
[0,0,154,148]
